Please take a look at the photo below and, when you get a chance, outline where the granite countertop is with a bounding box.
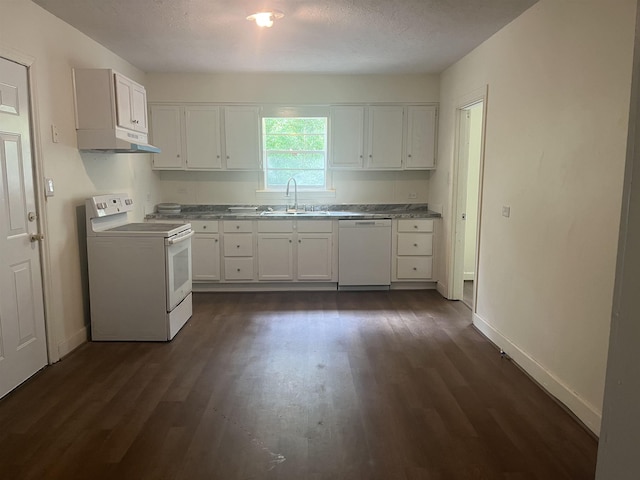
[146,203,441,221]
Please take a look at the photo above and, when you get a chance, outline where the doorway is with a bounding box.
[451,97,486,310]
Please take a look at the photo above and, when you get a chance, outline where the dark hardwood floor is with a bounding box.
[0,291,597,479]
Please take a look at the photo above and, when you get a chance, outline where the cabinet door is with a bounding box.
[185,106,222,170]
[257,234,294,280]
[130,83,148,133]
[330,106,364,169]
[114,73,135,131]
[368,106,404,169]
[114,73,148,133]
[224,106,260,170]
[405,106,436,169]
[150,105,184,170]
[192,234,220,281]
[297,233,332,281]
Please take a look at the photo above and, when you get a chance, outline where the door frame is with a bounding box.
[1,48,57,363]
[448,86,488,310]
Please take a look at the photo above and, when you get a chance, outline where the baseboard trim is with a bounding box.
[57,325,88,359]
[472,312,602,436]
[436,280,451,299]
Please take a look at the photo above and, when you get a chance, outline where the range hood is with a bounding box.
[76,129,161,154]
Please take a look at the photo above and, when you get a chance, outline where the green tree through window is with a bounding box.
[263,117,327,189]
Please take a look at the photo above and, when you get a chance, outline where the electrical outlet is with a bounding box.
[408,192,417,199]
[502,206,511,218]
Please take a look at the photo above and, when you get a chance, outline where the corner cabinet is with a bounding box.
[149,104,259,171]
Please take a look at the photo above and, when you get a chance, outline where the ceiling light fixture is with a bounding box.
[246,10,283,28]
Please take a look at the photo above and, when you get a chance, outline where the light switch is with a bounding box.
[45,177,55,197]
[502,206,510,218]
[51,124,59,143]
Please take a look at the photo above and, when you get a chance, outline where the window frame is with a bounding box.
[260,106,331,192]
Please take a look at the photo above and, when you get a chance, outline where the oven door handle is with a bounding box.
[167,230,195,245]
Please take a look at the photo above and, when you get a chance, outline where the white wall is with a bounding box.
[0,0,161,358]
[146,73,439,205]
[430,0,636,434]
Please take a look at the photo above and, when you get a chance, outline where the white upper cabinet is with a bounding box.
[114,73,148,133]
[150,105,222,170]
[224,106,261,170]
[330,106,365,169]
[405,105,437,169]
[367,106,404,169]
[73,68,154,149]
[185,106,222,170]
[150,105,183,169]
[329,104,436,171]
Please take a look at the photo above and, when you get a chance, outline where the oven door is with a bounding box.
[165,229,194,311]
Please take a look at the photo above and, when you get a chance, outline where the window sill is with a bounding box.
[255,189,336,201]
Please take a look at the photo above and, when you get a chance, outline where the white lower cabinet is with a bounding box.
[191,220,220,281]
[222,221,256,281]
[256,220,334,282]
[393,219,434,281]
[258,234,294,280]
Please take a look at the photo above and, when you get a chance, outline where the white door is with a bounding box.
[0,57,48,398]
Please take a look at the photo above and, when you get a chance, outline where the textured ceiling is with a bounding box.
[32,0,537,74]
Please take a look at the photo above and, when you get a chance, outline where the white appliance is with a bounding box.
[86,193,193,341]
[338,219,392,290]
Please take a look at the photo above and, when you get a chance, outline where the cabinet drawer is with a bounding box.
[190,220,219,233]
[224,257,255,280]
[396,257,433,279]
[296,220,333,233]
[257,220,294,233]
[397,219,434,233]
[397,233,432,256]
[223,234,253,256]
[223,220,253,233]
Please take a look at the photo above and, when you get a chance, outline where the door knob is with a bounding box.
[30,233,44,242]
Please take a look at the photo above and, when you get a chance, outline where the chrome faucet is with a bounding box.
[285,177,298,212]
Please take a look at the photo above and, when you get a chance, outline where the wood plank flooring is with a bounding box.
[0,291,597,479]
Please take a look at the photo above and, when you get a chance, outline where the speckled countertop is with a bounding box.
[145,203,441,221]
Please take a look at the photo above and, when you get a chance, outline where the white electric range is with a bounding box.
[86,193,193,341]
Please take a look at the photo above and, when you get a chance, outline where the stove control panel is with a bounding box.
[87,193,134,218]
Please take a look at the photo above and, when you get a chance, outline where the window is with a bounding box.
[262,116,328,190]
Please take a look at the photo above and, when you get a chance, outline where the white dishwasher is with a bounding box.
[338,219,392,290]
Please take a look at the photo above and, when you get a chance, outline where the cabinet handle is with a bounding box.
[414,243,418,247]
[236,225,240,229]
[298,239,301,243]
[177,154,180,158]
[227,155,230,159]
[289,239,292,243]
[408,154,412,158]
[203,225,207,229]
[414,225,418,229]
[215,239,218,242]
[236,245,240,248]
[237,268,241,272]
[413,267,417,271]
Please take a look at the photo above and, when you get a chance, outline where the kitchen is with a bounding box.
[0,0,638,478]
